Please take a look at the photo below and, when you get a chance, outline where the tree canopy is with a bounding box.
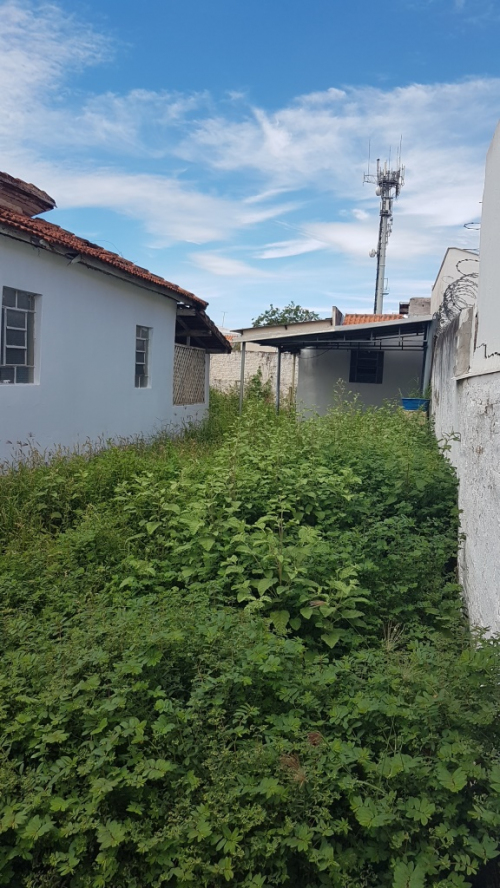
[252,301,321,327]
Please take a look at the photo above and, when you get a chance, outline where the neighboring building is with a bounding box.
[430,247,478,318]
[431,121,500,632]
[0,172,230,463]
[210,333,298,400]
[236,301,433,411]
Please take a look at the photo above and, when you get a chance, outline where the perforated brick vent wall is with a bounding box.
[174,344,206,405]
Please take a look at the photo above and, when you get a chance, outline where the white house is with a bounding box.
[235,302,433,411]
[431,121,500,633]
[0,172,230,463]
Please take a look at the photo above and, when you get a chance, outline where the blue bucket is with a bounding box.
[401,398,430,412]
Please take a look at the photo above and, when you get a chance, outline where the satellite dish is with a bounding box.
[369,249,377,258]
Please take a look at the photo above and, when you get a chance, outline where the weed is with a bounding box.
[1,394,499,888]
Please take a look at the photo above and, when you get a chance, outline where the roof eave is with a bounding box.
[0,222,207,310]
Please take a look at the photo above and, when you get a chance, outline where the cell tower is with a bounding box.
[364,156,404,314]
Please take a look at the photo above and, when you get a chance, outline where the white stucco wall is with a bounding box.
[433,337,500,631]
[455,372,500,631]
[0,236,208,463]
[296,343,424,412]
[431,314,462,466]
[472,122,500,375]
[431,121,500,634]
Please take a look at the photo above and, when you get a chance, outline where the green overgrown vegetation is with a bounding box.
[1,391,500,888]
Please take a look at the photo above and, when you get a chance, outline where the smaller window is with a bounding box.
[349,349,384,384]
[135,325,150,388]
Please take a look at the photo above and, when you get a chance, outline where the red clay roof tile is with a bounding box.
[0,171,56,217]
[343,313,404,325]
[0,208,207,308]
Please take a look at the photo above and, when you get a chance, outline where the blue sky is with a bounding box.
[1,0,499,328]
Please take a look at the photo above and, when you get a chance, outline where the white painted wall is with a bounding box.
[431,315,462,466]
[296,343,423,412]
[0,236,208,463]
[472,122,500,375]
[455,372,500,631]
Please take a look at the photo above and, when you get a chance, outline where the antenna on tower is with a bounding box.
[364,149,405,314]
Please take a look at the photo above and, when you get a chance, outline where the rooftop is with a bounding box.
[0,207,208,308]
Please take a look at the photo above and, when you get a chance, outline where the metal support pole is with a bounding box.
[374,199,390,314]
[275,347,282,413]
[239,341,246,414]
[291,352,297,405]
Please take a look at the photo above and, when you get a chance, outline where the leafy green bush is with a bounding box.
[1,396,500,887]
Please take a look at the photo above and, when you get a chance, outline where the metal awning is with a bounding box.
[234,316,436,413]
[235,316,432,352]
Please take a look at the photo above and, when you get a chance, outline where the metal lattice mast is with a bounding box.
[365,157,404,314]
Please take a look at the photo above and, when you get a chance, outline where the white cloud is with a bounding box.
[33,169,295,246]
[191,252,274,277]
[256,238,324,259]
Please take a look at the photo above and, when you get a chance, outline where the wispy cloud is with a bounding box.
[0,0,110,145]
[256,238,324,260]
[190,252,275,277]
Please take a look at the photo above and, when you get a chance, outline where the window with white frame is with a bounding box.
[1,287,37,384]
[135,325,151,388]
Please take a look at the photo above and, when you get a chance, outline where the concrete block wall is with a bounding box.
[210,349,298,399]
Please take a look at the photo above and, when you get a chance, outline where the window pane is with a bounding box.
[2,288,16,307]
[0,367,15,383]
[6,309,26,329]
[27,312,34,366]
[15,366,33,383]
[6,328,26,347]
[6,348,27,365]
[16,291,34,310]
[349,349,384,384]
[135,325,149,387]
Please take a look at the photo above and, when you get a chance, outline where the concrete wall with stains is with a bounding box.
[432,121,500,633]
[456,373,500,631]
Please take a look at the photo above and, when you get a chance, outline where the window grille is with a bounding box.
[349,349,384,384]
[135,325,150,388]
[174,344,206,405]
[0,287,36,384]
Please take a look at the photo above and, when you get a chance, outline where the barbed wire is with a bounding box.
[436,257,479,330]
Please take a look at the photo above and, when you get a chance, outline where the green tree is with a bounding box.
[252,301,321,327]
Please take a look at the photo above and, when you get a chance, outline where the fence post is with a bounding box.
[276,347,282,413]
[239,341,246,414]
